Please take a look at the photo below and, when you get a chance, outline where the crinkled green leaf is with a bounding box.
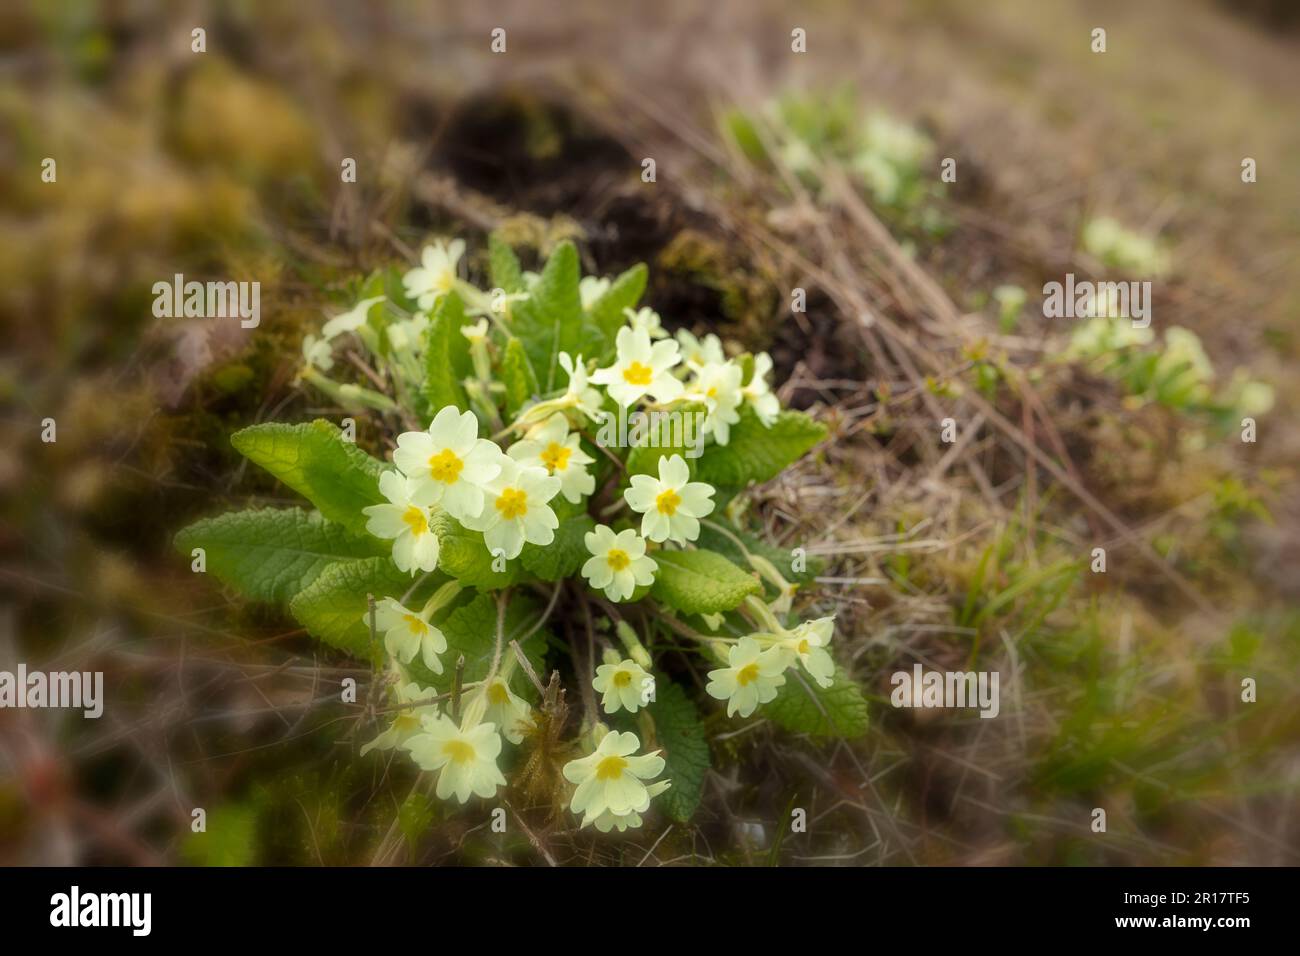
[488,233,526,294]
[650,548,761,615]
[695,518,824,585]
[430,509,519,589]
[520,499,594,581]
[587,263,648,346]
[501,336,540,418]
[766,667,869,738]
[230,420,387,534]
[624,402,706,478]
[511,240,582,392]
[422,291,471,412]
[175,507,386,604]
[694,407,827,488]
[289,557,442,659]
[645,681,710,823]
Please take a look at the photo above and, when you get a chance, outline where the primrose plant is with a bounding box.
[1065,315,1274,431]
[178,235,867,833]
[724,86,948,235]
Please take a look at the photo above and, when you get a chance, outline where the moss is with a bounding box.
[168,59,320,188]
[656,229,778,334]
[209,362,256,395]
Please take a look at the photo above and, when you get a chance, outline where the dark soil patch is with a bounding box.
[426,89,871,403]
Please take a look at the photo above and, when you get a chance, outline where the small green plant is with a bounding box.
[723,87,947,233]
[992,284,1027,333]
[1065,316,1273,429]
[1081,217,1171,276]
[177,235,863,833]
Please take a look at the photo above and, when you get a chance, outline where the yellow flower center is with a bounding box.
[494,487,528,520]
[394,713,420,732]
[540,442,571,473]
[487,681,510,705]
[622,361,654,386]
[443,739,476,765]
[797,639,809,654]
[736,663,761,687]
[428,448,464,483]
[403,613,425,634]
[595,755,628,781]
[401,506,428,536]
[606,548,631,572]
[612,669,633,688]
[706,386,718,399]
[655,488,682,516]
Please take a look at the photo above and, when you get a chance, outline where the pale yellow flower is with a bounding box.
[362,471,440,575]
[581,525,657,602]
[562,730,667,826]
[706,637,787,717]
[623,454,715,544]
[591,656,652,715]
[405,713,506,803]
[591,327,684,407]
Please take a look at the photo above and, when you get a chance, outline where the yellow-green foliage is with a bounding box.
[1066,316,1273,428]
[1082,217,1171,276]
[723,86,947,233]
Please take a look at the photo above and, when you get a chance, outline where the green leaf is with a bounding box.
[737,352,756,387]
[430,509,519,590]
[624,402,706,478]
[501,336,540,418]
[289,557,440,659]
[422,291,472,412]
[587,263,648,345]
[694,407,827,488]
[435,593,549,701]
[381,264,419,313]
[511,240,583,392]
[766,667,869,738]
[488,233,526,294]
[646,681,710,823]
[175,508,386,604]
[520,499,594,581]
[695,518,824,585]
[722,108,767,164]
[230,420,387,534]
[650,549,761,615]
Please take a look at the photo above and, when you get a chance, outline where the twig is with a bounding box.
[509,640,546,696]
[451,654,465,722]
[503,798,557,867]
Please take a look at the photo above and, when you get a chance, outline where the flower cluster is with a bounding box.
[282,236,838,832]
[704,606,837,717]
